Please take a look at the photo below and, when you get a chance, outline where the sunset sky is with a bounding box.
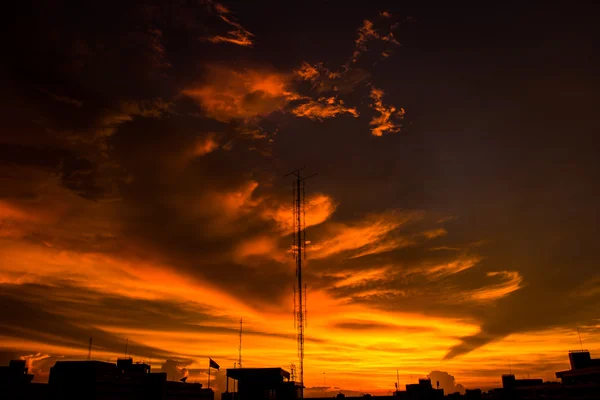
[1,0,599,397]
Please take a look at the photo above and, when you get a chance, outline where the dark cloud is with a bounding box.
[0,143,104,200]
[332,321,435,333]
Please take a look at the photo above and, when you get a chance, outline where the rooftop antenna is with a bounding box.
[88,336,92,361]
[238,318,243,369]
[284,166,317,399]
[125,338,129,358]
[396,369,400,391]
[577,328,584,350]
[291,363,296,382]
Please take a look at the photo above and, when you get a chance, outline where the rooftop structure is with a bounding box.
[222,367,300,400]
[555,350,600,385]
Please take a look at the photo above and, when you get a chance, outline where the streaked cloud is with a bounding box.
[309,210,421,259]
[292,97,359,121]
[37,87,83,108]
[469,271,523,302]
[205,2,254,46]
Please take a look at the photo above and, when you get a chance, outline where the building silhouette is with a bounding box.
[310,377,444,400]
[1,357,213,400]
[3,350,600,400]
[221,367,301,400]
[0,359,47,400]
[555,350,600,385]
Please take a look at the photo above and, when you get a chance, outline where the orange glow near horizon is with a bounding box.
[1,177,598,396]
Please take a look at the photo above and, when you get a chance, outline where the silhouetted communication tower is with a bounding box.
[284,167,316,398]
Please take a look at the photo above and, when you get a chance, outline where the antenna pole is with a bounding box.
[125,338,129,358]
[397,369,399,391]
[296,174,304,398]
[577,328,584,350]
[284,168,316,399]
[239,318,243,369]
[88,337,92,361]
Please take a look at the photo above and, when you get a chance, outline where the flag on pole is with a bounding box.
[209,358,220,370]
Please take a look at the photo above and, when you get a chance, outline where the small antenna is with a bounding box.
[238,318,243,369]
[125,338,129,358]
[88,336,92,361]
[397,369,399,391]
[577,328,584,350]
[290,363,296,382]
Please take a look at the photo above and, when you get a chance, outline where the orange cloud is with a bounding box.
[203,180,261,220]
[205,2,254,46]
[468,271,523,301]
[294,62,320,81]
[351,19,400,63]
[193,133,220,156]
[369,87,405,136]
[292,97,358,120]
[422,257,481,278]
[263,193,337,233]
[310,210,421,259]
[182,67,291,122]
[234,235,284,263]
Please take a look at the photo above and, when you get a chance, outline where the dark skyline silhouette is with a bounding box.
[1,0,599,396]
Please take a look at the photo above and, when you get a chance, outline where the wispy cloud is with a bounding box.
[182,67,290,122]
[205,2,254,46]
[292,97,358,121]
[351,16,400,64]
[37,87,83,108]
[369,87,405,136]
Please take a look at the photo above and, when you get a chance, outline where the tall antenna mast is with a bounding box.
[88,337,92,361]
[284,167,316,399]
[238,318,243,369]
